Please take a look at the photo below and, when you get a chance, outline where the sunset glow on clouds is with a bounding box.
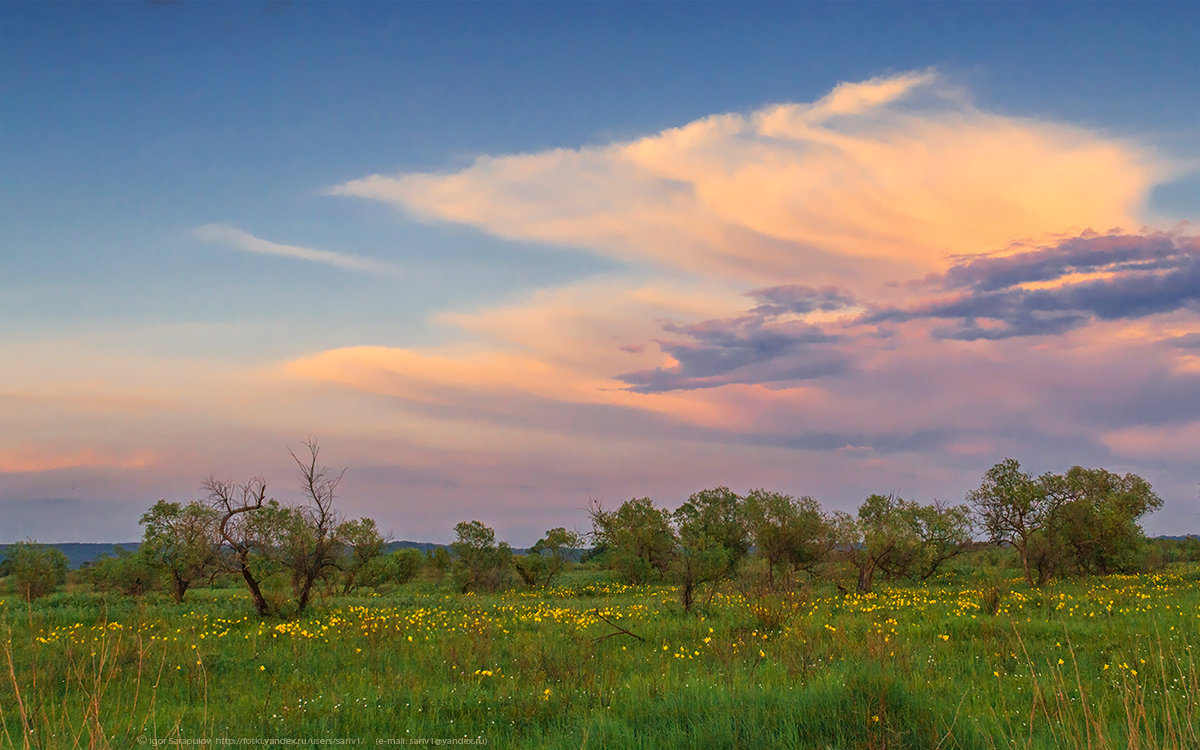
[3,3,1198,542]
[309,74,1195,435]
[333,72,1160,282]
[279,73,1197,541]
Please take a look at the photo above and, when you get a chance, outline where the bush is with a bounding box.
[360,548,424,588]
[427,547,450,571]
[449,521,512,593]
[392,548,424,583]
[86,546,157,596]
[3,540,69,601]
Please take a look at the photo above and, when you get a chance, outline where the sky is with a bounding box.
[1,1,1198,545]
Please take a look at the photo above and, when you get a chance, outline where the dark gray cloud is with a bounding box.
[748,284,856,316]
[615,231,1199,394]
[618,287,853,392]
[870,231,1200,340]
[941,231,1189,291]
[739,426,952,453]
[621,346,850,393]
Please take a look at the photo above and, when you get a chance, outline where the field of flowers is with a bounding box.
[3,567,1198,749]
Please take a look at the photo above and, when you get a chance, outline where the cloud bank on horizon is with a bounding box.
[4,70,1198,543]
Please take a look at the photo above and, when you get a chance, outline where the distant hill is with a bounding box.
[0,542,142,570]
[2,540,466,569]
[384,540,449,554]
[382,540,554,556]
[381,540,588,560]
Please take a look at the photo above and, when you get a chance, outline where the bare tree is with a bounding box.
[202,439,354,615]
[205,476,272,615]
[284,438,346,611]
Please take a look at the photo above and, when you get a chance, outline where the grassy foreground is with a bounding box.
[2,566,1198,749]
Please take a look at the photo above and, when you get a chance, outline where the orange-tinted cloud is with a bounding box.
[9,72,1197,542]
[284,344,750,431]
[332,70,1164,284]
[0,448,155,474]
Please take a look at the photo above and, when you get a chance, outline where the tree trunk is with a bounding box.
[297,575,315,612]
[856,563,874,593]
[240,562,271,616]
[172,574,189,603]
[681,578,694,612]
[1018,538,1034,586]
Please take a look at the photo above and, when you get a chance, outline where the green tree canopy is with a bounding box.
[140,499,221,602]
[588,497,674,584]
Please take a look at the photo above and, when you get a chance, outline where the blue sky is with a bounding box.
[2,2,1198,543]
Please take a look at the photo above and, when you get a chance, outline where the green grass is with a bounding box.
[2,566,1198,749]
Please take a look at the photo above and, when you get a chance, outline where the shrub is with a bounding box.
[86,546,157,596]
[3,540,69,601]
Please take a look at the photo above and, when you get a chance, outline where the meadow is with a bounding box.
[2,563,1198,750]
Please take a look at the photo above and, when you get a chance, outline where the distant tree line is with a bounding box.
[1,451,1187,611]
[586,459,1166,609]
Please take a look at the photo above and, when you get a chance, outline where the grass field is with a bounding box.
[3,564,1198,749]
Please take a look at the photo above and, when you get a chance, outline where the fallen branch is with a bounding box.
[591,610,644,645]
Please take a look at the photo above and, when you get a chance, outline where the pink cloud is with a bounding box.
[7,72,1198,541]
[1102,422,1200,461]
[332,70,1163,283]
[0,448,156,475]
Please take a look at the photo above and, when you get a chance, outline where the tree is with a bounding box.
[206,476,274,615]
[672,487,749,578]
[140,500,221,602]
[336,517,386,594]
[427,546,451,573]
[743,490,832,584]
[1041,466,1162,575]
[908,501,974,580]
[670,510,729,612]
[970,459,1163,585]
[969,459,1053,586]
[280,438,347,611]
[665,488,750,611]
[835,494,923,593]
[449,521,512,592]
[514,527,581,589]
[588,497,675,584]
[391,547,425,583]
[3,540,69,601]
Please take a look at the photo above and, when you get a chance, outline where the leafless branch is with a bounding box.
[590,609,644,645]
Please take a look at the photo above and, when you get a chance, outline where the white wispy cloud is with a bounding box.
[194,223,402,276]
